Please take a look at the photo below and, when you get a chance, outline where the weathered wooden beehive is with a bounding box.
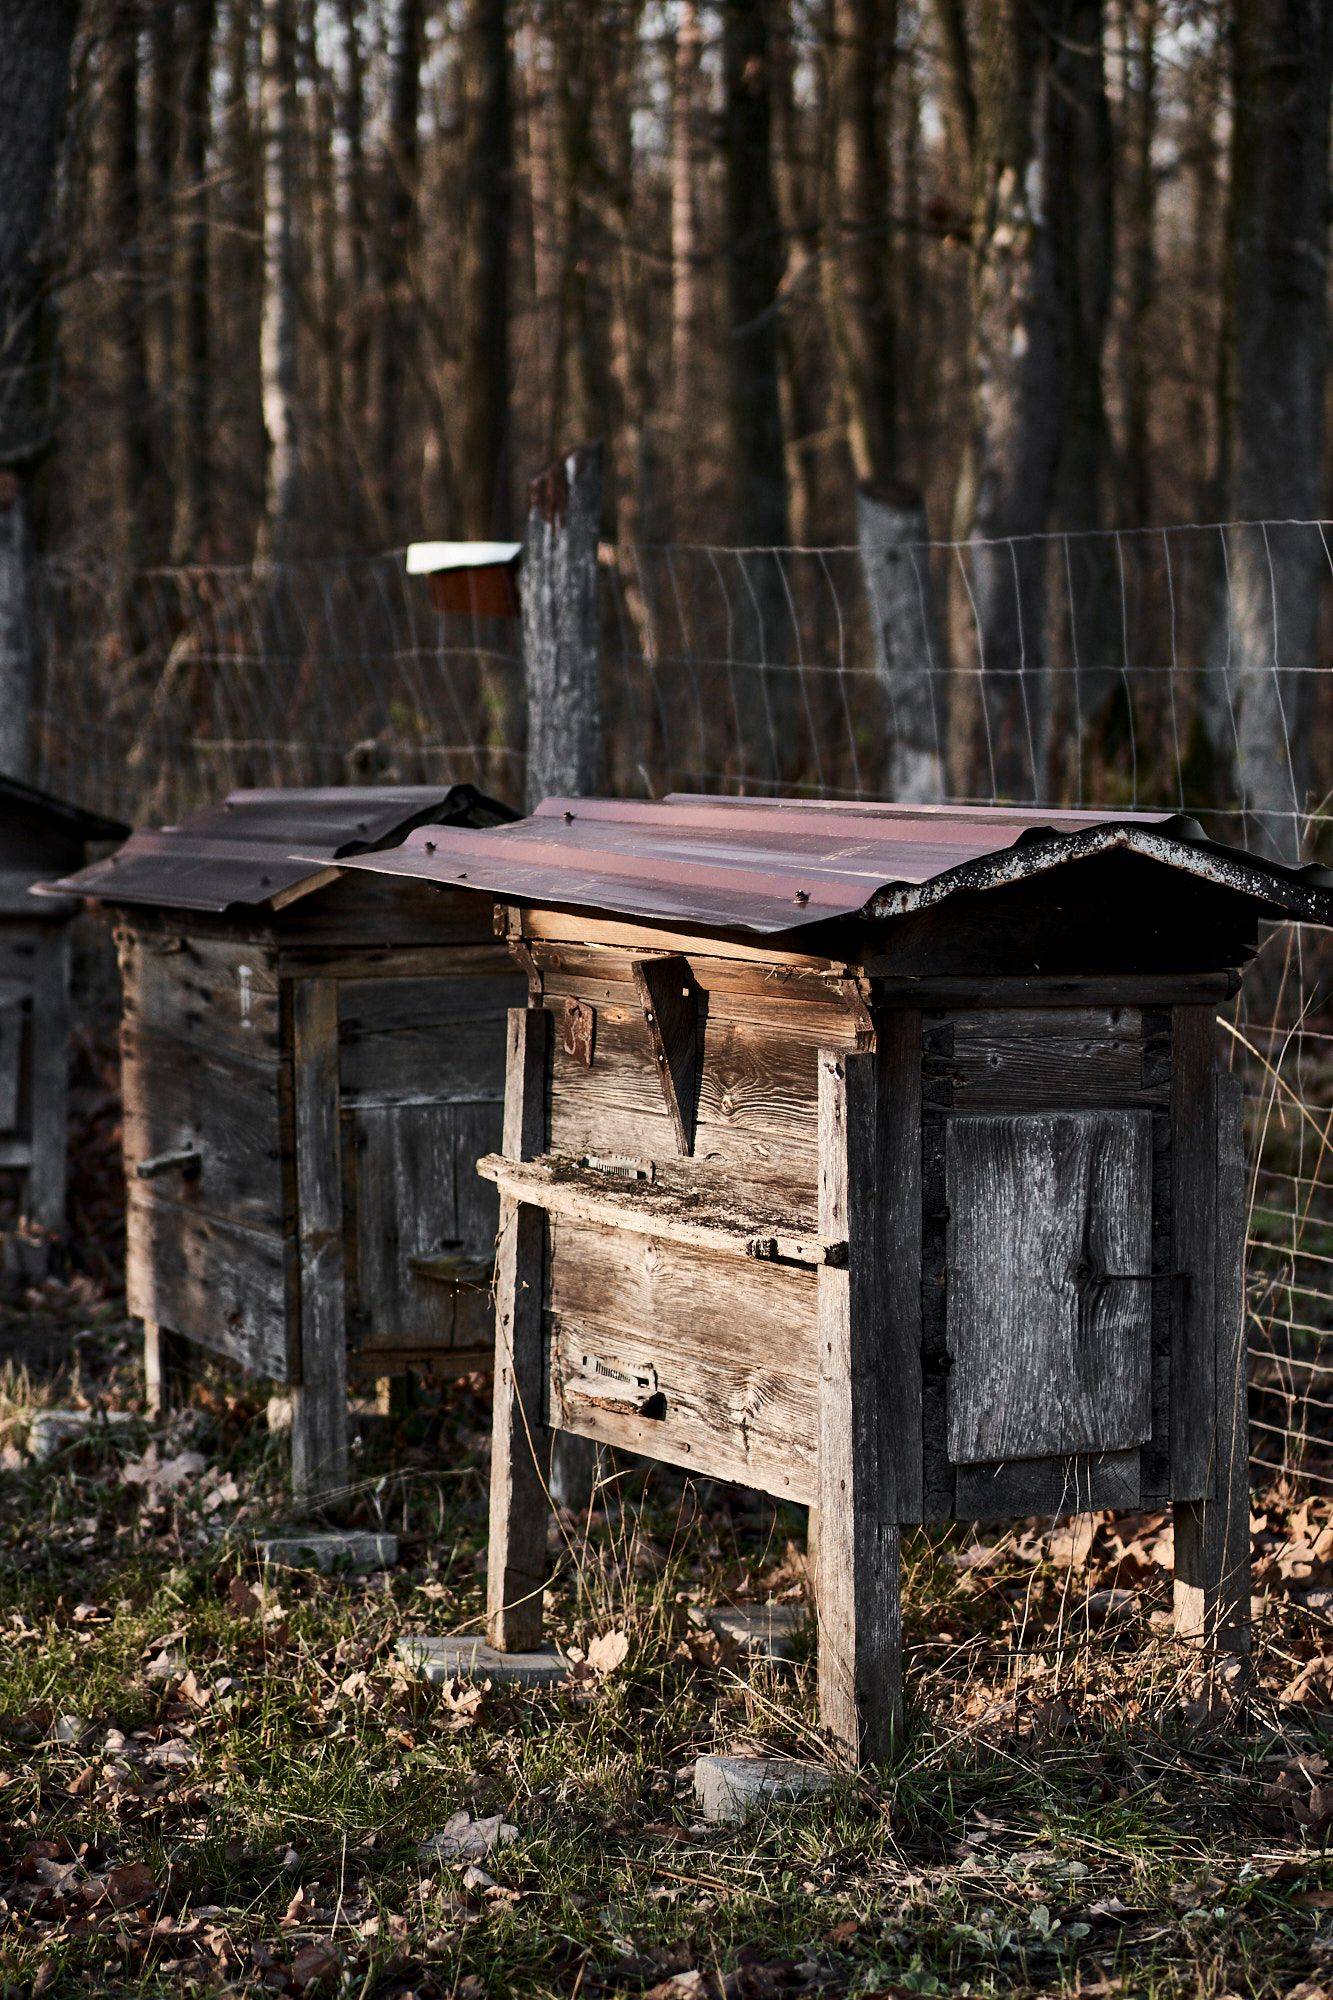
[46,785,522,1496]
[337,795,1333,1759]
[0,778,127,1250]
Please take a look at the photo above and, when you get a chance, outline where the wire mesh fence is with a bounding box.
[32,517,1332,1502]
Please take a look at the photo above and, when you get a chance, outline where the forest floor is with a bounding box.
[2,1275,1333,2000]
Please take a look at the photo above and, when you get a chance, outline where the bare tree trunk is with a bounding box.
[721,0,796,781]
[770,5,823,549]
[146,0,176,550]
[670,0,706,529]
[964,0,1064,802]
[170,0,216,561]
[1048,0,1118,751]
[0,0,77,781]
[258,0,300,560]
[1224,0,1332,861]
[106,0,152,571]
[860,487,947,801]
[373,0,424,541]
[1119,0,1156,530]
[456,0,512,538]
[550,0,599,450]
[522,443,603,806]
[822,0,897,486]
[339,0,370,431]
[520,10,559,452]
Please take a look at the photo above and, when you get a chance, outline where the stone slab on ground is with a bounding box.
[693,1753,834,1825]
[398,1633,570,1688]
[28,1409,137,1464]
[255,1531,398,1573]
[706,1603,807,1661]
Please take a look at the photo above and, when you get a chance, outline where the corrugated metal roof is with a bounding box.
[38,784,515,914]
[330,793,1333,936]
[0,775,128,845]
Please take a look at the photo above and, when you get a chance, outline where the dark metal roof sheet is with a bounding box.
[330,793,1333,936]
[0,775,128,845]
[38,784,515,914]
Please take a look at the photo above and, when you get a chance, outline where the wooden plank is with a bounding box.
[875,972,1240,1010]
[289,979,349,1503]
[143,1321,193,1417]
[488,1006,553,1652]
[519,904,845,972]
[632,955,703,1155]
[939,1008,1155,1108]
[24,930,71,1231]
[121,1023,286,1235]
[278,942,512,982]
[954,1449,1141,1521]
[274,875,500,947]
[346,1098,502,1352]
[1174,1072,1251,1653]
[478,1153,840,1265]
[945,1111,1153,1464]
[336,973,519,1108]
[880,1012,925,1520]
[547,1218,818,1502]
[1170,1006,1218,1500]
[533,941,866,1045]
[121,930,282,1061]
[126,1192,290,1378]
[0,986,23,1132]
[816,1047,902,1766]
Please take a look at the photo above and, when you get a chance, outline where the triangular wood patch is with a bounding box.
[632,954,703,1156]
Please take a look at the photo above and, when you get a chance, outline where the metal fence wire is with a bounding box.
[33,519,1332,1499]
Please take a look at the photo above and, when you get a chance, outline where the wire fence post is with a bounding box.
[520,441,603,811]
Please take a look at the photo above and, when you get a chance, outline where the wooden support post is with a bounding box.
[520,442,603,811]
[24,929,71,1233]
[815,1045,903,1765]
[1174,1072,1252,1655]
[289,979,349,1504]
[488,1005,554,1651]
[143,1320,191,1416]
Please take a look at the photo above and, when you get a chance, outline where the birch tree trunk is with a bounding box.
[1225,0,1332,862]
[0,0,78,782]
[170,0,216,561]
[258,0,300,560]
[457,0,512,538]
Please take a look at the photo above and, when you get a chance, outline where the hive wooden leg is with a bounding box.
[1174,1074,1251,1655]
[815,1047,903,1765]
[487,1006,554,1652]
[290,979,349,1505]
[25,932,71,1236]
[143,1320,190,1417]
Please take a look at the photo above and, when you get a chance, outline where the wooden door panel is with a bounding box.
[945,1110,1153,1465]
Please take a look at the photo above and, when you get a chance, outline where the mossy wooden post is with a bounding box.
[487,1005,553,1650]
[289,978,349,1502]
[520,442,602,1511]
[1173,1070,1252,1656]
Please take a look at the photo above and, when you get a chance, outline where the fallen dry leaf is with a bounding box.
[587,1629,630,1674]
[418,1811,518,1863]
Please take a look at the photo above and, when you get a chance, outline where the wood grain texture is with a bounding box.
[126,1192,291,1377]
[816,1048,902,1766]
[121,1023,286,1235]
[548,1217,818,1502]
[945,1110,1153,1464]
[336,973,517,1108]
[1170,1006,1218,1500]
[488,1006,553,1652]
[24,929,70,1230]
[939,1007,1155,1109]
[289,979,349,1503]
[143,1320,192,1417]
[0,987,22,1132]
[121,931,282,1059]
[954,1449,1141,1520]
[1174,1072,1252,1653]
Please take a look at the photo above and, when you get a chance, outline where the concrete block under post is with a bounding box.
[705,1604,807,1661]
[398,1633,569,1688]
[255,1530,398,1574]
[693,1754,834,1825]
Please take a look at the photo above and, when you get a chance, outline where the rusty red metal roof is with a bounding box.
[38,784,515,915]
[330,794,1333,936]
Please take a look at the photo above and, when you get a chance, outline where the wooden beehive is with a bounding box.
[336,795,1333,1760]
[1,777,126,1253]
[47,785,523,1496]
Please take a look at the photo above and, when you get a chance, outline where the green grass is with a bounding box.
[1,1297,1332,1997]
